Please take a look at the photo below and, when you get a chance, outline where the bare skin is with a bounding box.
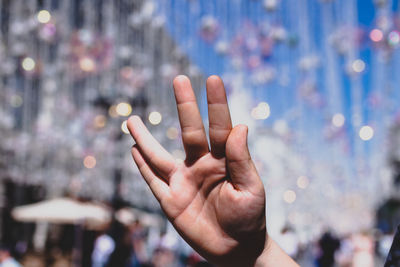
[127,75,299,267]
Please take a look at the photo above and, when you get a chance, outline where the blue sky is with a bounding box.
[157,0,400,191]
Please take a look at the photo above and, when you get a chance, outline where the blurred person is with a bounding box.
[315,231,340,267]
[151,247,178,267]
[150,231,181,267]
[336,234,354,267]
[106,221,133,267]
[128,221,150,267]
[82,229,98,267]
[92,231,115,267]
[0,246,22,267]
[126,75,400,266]
[351,232,374,267]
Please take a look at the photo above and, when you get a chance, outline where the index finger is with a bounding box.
[127,116,176,179]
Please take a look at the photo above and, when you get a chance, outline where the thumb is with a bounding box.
[226,125,262,191]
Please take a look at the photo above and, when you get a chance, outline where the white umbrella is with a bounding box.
[115,207,163,228]
[11,197,111,229]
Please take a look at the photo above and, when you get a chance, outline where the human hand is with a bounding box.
[127,75,298,267]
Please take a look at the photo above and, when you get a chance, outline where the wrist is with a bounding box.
[213,229,267,267]
[254,236,299,267]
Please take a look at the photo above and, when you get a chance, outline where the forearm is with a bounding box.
[254,237,300,267]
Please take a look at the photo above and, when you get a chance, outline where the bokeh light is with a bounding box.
[369,29,383,42]
[263,0,279,12]
[297,176,309,189]
[83,155,96,169]
[108,105,118,118]
[352,59,365,73]
[166,127,179,140]
[251,102,270,120]
[332,113,345,127]
[388,31,400,47]
[359,125,374,141]
[10,95,23,108]
[37,10,51,24]
[22,57,35,71]
[149,111,162,125]
[283,190,296,204]
[79,57,96,72]
[94,115,107,129]
[116,102,132,117]
[121,120,130,134]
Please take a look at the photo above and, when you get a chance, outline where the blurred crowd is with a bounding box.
[0,213,396,267]
[276,226,395,267]
[1,209,214,267]
[88,220,213,267]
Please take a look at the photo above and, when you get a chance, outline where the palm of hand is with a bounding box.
[128,75,266,266]
[166,153,265,257]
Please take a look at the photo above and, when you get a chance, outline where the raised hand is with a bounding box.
[127,75,298,267]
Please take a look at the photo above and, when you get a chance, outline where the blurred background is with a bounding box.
[0,0,400,266]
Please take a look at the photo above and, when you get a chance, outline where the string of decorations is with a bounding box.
[0,0,399,238]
